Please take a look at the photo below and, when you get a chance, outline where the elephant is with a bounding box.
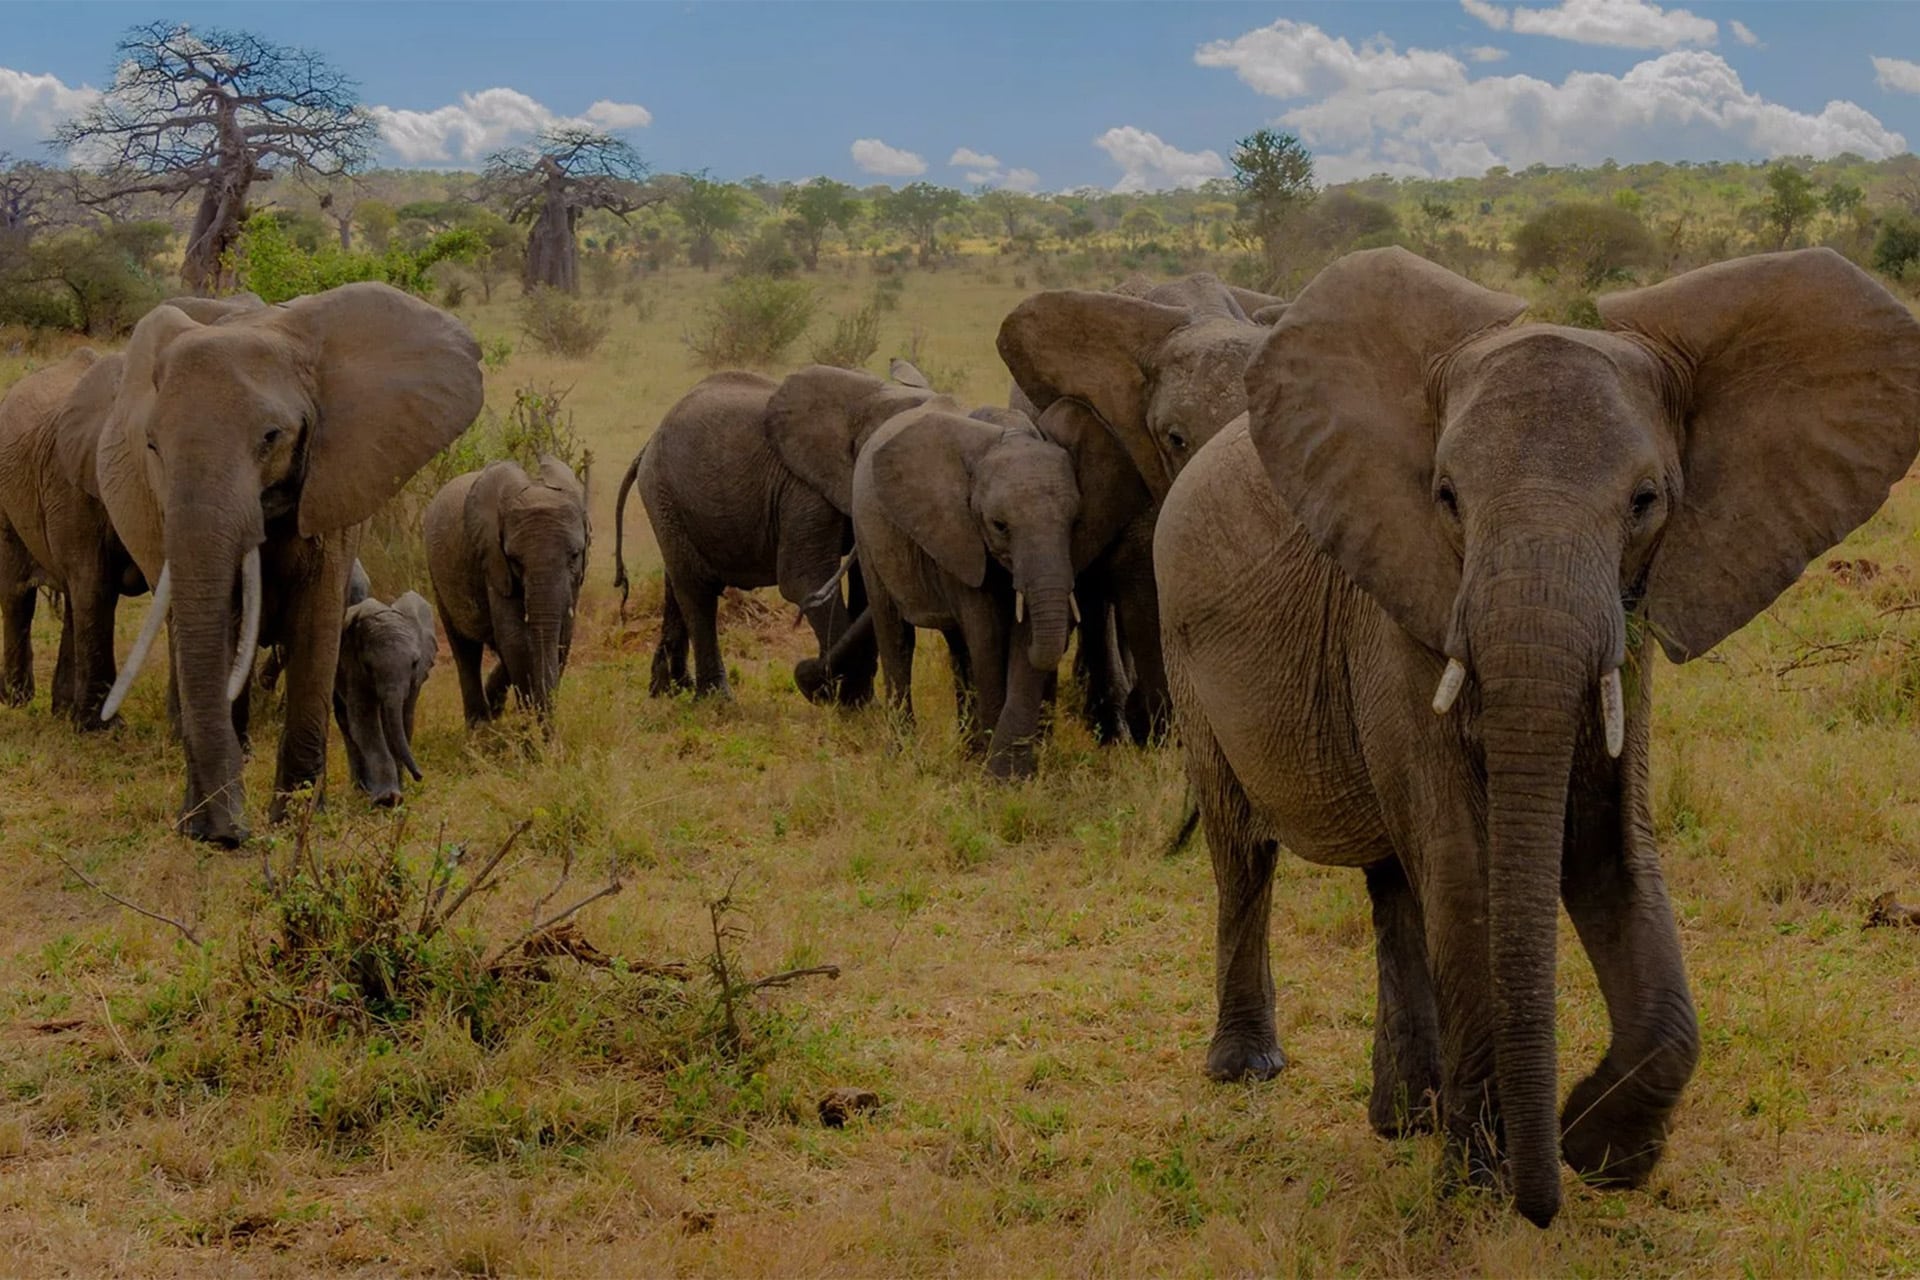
[95,283,482,846]
[852,402,1080,779]
[333,589,436,807]
[0,296,267,728]
[425,455,589,726]
[997,274,1285,741]
[612,362,936,702]
[1154,247,1920,1225]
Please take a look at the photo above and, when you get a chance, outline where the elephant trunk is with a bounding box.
[165,488,264,846]
[522,576,572,715]
[1015,536,1075,672]
[1461,520,1625,1229]
[384,690,422,782]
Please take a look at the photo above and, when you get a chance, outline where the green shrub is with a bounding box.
[226,213,485,304]
[808,300,881,369]
[1513,201,1657,289]
[737,224,801,279]
[685,275,815,368]
[1872,212,1920,280]
[517,285,610,357]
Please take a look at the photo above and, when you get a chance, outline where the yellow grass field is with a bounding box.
[0,261,1917,1277]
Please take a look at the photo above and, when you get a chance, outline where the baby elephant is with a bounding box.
[425,456,589,726]
[853,403,1080,779]
[334,591,436,806]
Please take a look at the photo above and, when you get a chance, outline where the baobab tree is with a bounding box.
[54,22,374,293]
[482,127,655,293]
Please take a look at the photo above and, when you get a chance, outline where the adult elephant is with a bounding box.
[998,274,1283,739]
[98,283,483,846]
[1157,247,1920,1226]
[612,363,935,701]
[0,295,262,726]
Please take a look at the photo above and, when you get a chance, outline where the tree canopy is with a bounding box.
[482,126,654,292]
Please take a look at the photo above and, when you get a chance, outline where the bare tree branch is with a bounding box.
[55,854,202,945]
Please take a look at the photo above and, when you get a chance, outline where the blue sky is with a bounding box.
[4,2,1920,190]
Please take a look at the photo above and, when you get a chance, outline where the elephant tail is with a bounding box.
[1161,787,1200,858]
[801,547,858,612]
[612,441,648,612]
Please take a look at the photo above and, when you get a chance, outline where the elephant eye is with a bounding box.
[1167,429,1188,453]
[1630,482,1659,520]
[1436,477,1459,519]
[991,518,1010,536]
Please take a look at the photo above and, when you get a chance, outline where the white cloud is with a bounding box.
[1460,0,1718,50]
[369,87,650,164]
[1197,20,1903,183]
[949,146,1000,169]
[584,99,653,130]
[1093,126,1226,192]
[851,137,927,176]
[1002,167,1041,193]
[949,146,1041,191]
[0,67,98,146]
[1466,45,1511,63]
[1875,56,1920,96]
[1729,19,1760,47]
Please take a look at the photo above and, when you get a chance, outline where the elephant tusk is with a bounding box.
[101,562,171,721]
[1069,594,1081,626]
[1015,591,1025,625]
[1431,657,1466,715]
[227,547,262,702]
[1600,667,1624,759]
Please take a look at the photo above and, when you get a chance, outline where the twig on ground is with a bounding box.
[746,964,841,991]
[55,855,201,945]
[426,819,531,938]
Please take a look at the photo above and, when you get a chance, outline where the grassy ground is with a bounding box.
[1,259,1918,1277]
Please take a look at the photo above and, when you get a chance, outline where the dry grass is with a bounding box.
[0,257,1918,1276]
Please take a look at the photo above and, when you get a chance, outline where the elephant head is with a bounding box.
[98,282,482,842]
[764,364,943,514]
[335,590,436,806]
[997,273,1284,499]
[873,406,1081,670]
[1246,246,1920,1225]
[470,455,588,716]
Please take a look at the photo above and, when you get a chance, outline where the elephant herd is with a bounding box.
[5,247,1919,1227]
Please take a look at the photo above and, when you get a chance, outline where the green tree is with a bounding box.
[1230,129,1316,276]
[979,188,1038,241]
[785,176,858,270]
[879,182,965,262]
[1824,182,1864,217]
[1761,163,1821,249]
[1120,205,1166,249]
[1513,202,1656,288]
[354,199,397,253]
[673,173,747,271]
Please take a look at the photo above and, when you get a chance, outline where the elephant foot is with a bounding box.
[693,680,734,701]
[178,808,249,849]
[985,743,1037,780]
[0,683,30,708]
[1206,1033,1286,1083]
[1369,1077,1441,1137]
[793,658,834,704]
[1561,1069,1673,1188]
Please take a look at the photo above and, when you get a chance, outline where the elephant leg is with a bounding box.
[650,576,693,696]
[1070,575,1126,745]
[677,579,730,699]
[1416,837,1505,1188]
[1114,579,1169,744]
[52,594,75,717]
[942,627,981,753]
[1364,857,1443,1137]
[960,600,1010,757]
[868,583,915,719]
[484,658,513,718]
[70,572,121,729]
[0,531,36,706]
[267,548,352,824]
[446,625,491,727]
[1558,775,1700,1189]
[986,646,1049,780]
[836,566,877,704]
[232,668,252,755]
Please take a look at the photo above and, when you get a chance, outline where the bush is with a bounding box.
[518,285,610,357]
[809,300,881,369]
[685,275,815,367]
[737,224,800,279]
[871,274,905,311]
[0,223,171,335]
[226,213,485,304]
[1873,213,1920,280]
[1513,202,1657,289]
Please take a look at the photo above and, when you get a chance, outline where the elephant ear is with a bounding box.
[466,462,530,598]
[1245,247,1526,653]
[871,408,996,588]
[997,289,1188,490]
[159,293,264,325]
[394,591,438,669]
[1599,248,1920,661]
[766,365,931,514]
[888,357,932,389]
[1036,398,1149,572]
[51,350,118,497]
[276,282,483,537]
